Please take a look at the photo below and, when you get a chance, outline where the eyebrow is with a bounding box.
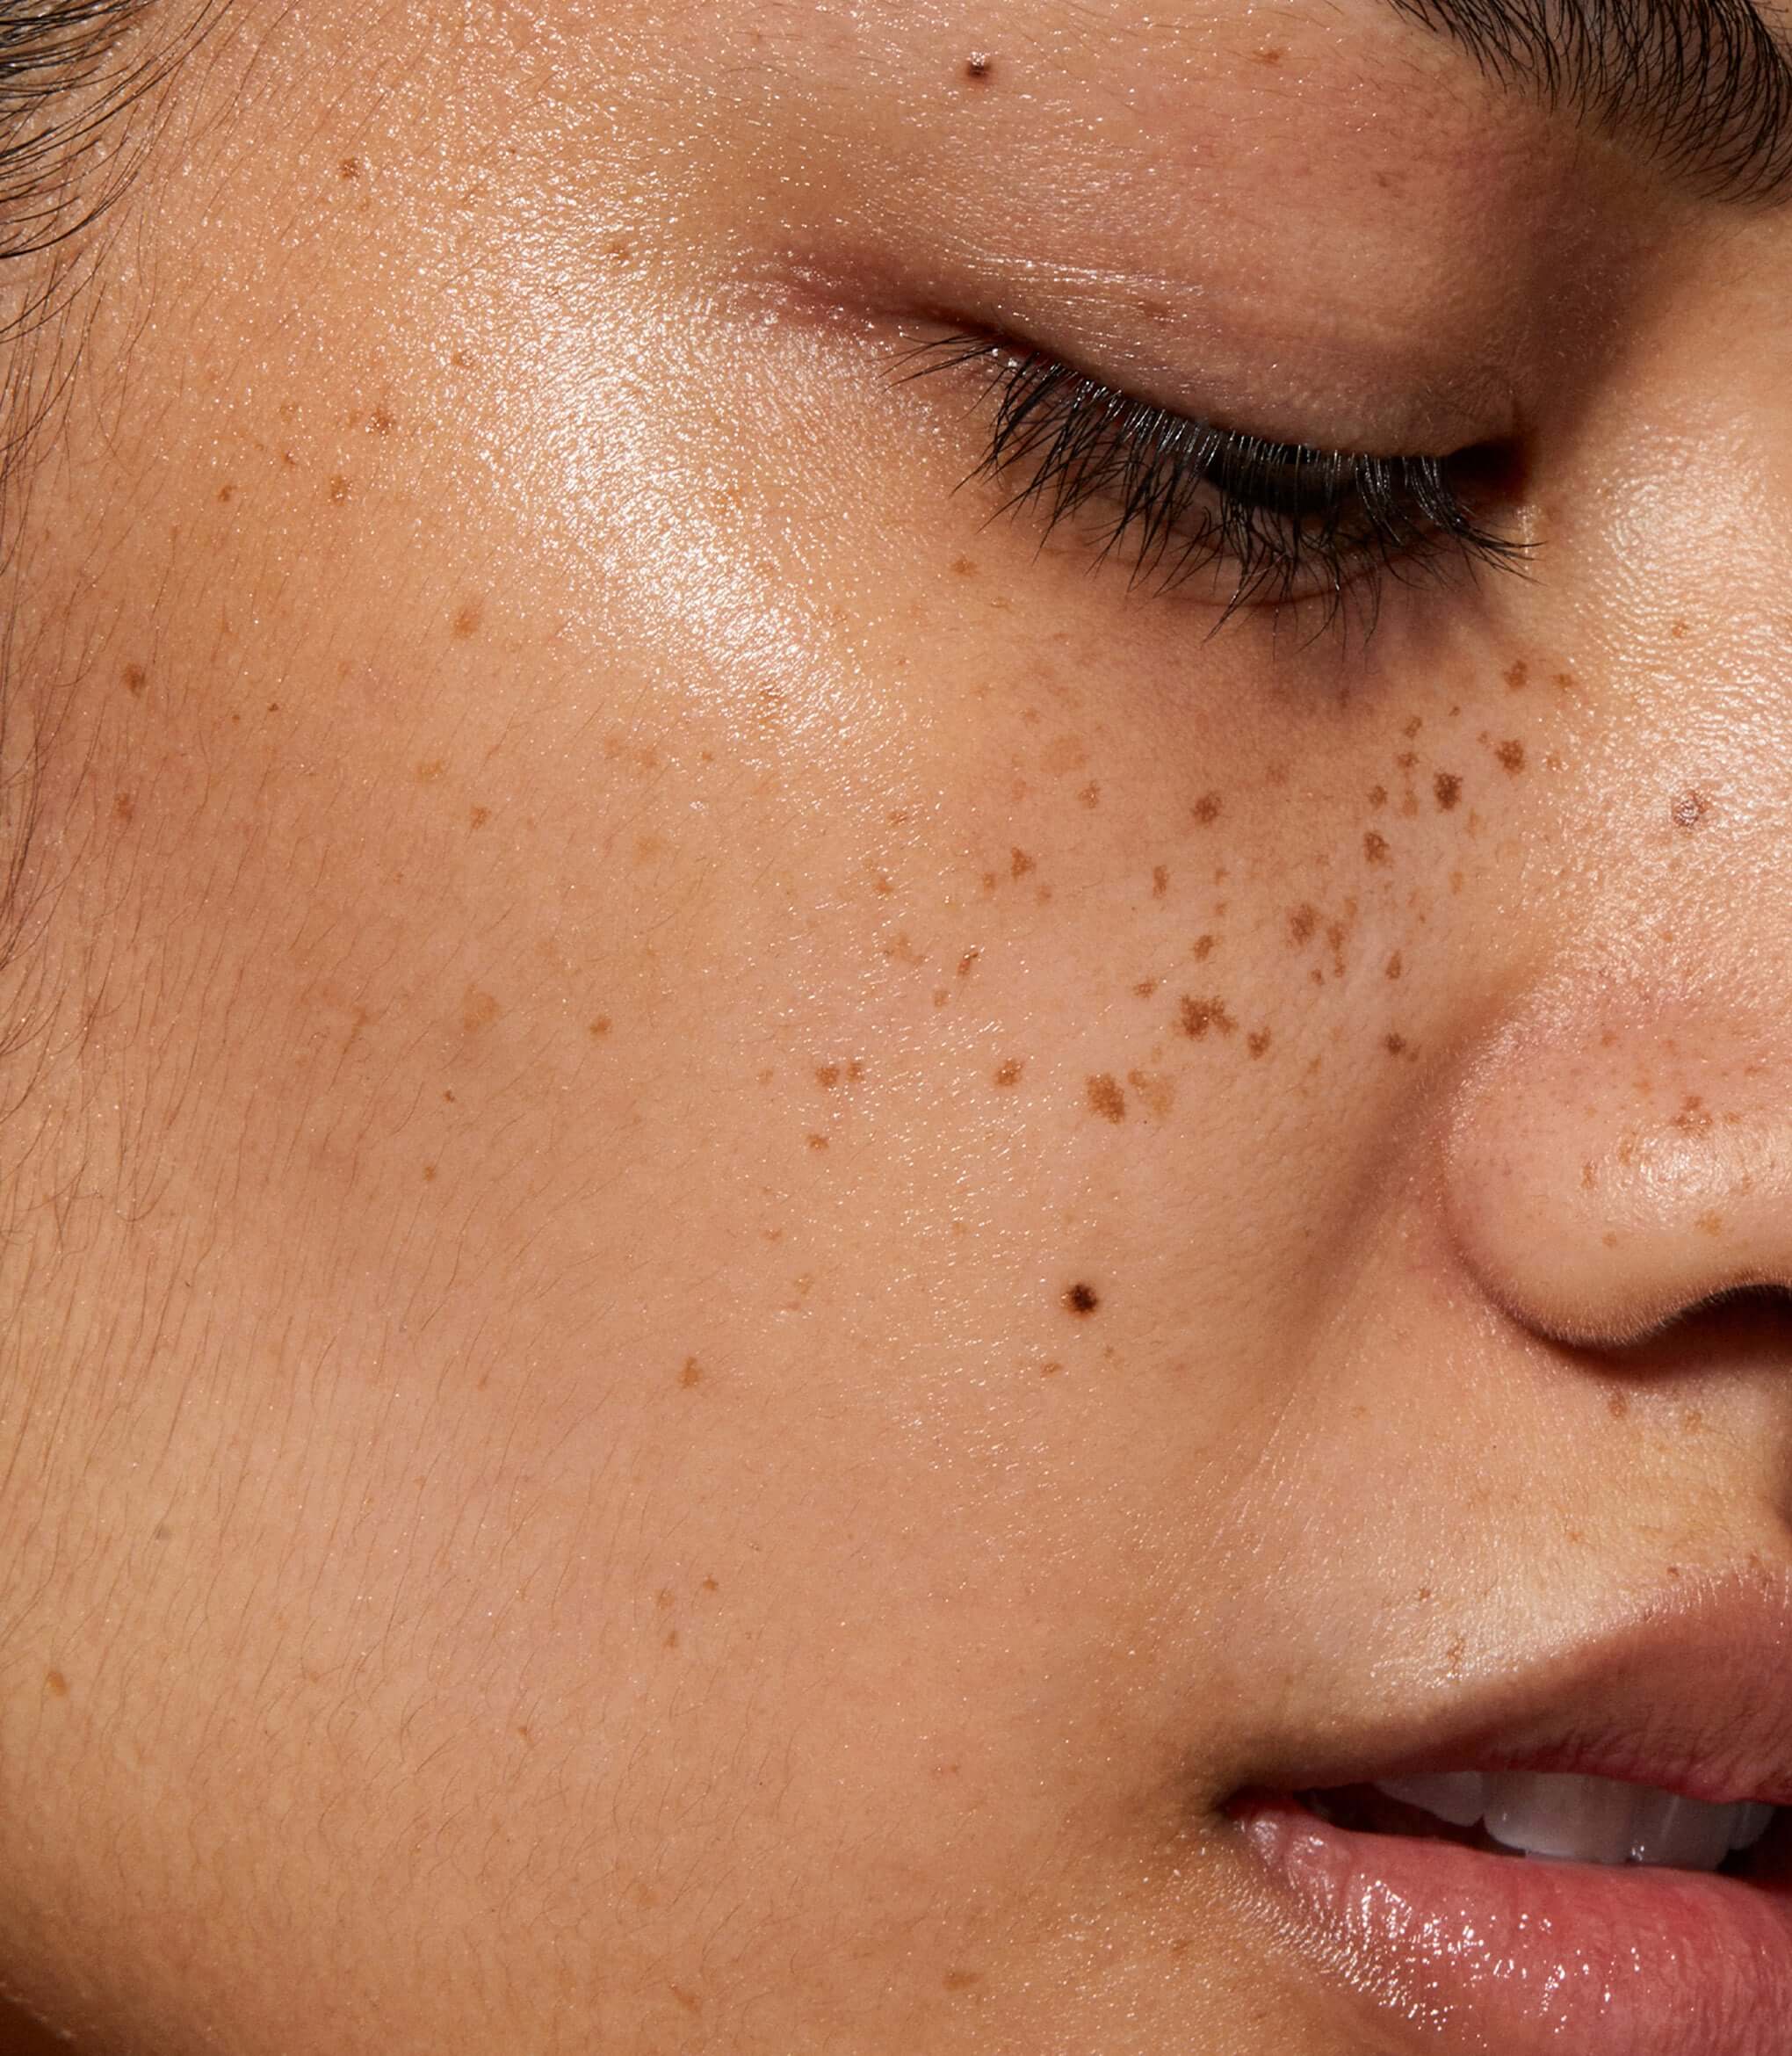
[1386,0,1792,201]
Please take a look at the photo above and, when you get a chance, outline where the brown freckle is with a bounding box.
[701,1575,719,1592]
[1671,788,1709,830]
[452,600,483,639]
[1384,952,1402,980]
[806,1133,830,1151]
[1179,995,1237,1039]
[1496,739,1526,773]
[933,988,950,1006]
[1608,1393,1629,1419]
[1087,1074,1126,1123]
[1671,1093,1712,1135]
[1433,771,1462,811]
[328,474,351,505]
[112,791,134,823]
[588,1017,612,1039]
[1384,1032,1406,1055]
[1042,735,1087,776]
[123,662,147,694]
[44,1669,68,1698]
[1066,1282,1100,1316]
[993,1059,1024,1088]
[1553,671,1576,691]
[1078,780,1100,808]
[1039,1360,1062,1377]
[1192,934,1216,960]
[815,1063,842,1089]
[1680,1408,1707,1434]
[443,1090,457,1102]
[462,987,501,1032]
[1247,1030,1272,1058]
[680,1357,703,1389]
[422,1164,437,1183]
[416,758,446,784]
[965,51,993,79]
[1368,785,1388,809]
[1152,865,1169,898]
[266,702,280,713]
[1363,829,1391,865]
[1287,903,1318,945]
[217,481,235,504]
[1192,792,1223,824]
[1504,660,1528,691]
[943,1970,984,1993]
[957,948,980,977]
[1402,716,1423,738]
[1695,1211,1724,1236]
[1395,750,1418,771]
[1254,44,1284,62]
[1672,619,1689,640]
[951,556,978,576]
[1010,846,1035,879]
[469,805,490,829]
[338,156,360,179]
[1127,1068,1176,1116]
[370,407,394,435]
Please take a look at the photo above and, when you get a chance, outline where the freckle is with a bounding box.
[123,662,147,694]
[1384,951,1402,980]
[1288,903,1318,945]
[1395,750,1418,771]
[1039,1360,1062,1377]
[112,791,134,823]
[806,1133,830,1151]
[1496,740,1526,773]
[1402,716,1423,738]
[1553,671,1576,691]
[1671,788,1709,830]
[965,51,994,79]
[1433,772,1462,812]
[1191,935,1216,962]
[1505,660,1528,691]
[416,759,446,784]
[338,156,361,179]
[943,1969,984,1993]
[1153,865,1169,898]
[267,702,281,713]
[1363,829,1391,865]
[1680,1407,1706,1434]
[469,805,490,829]
[370,407,395,435]
[1078,781,1100,808]
[994,1059,1024,1088]
[663,1630,680,1648]
[1671,619,1689,640]
[1247,1030,1271,1058]
[933,988,949,1006]
[1127,1068,1175,1115]
[952,556,978,576]
[1087,1073,1127,1122]
[1010,847,1036,879]
[217,481,235,504]
[1695,1211,1723,1235]
[980,871,998,894]
[1608,1393,1629,1419]
[443,1090,457,1102]
[1066,1282,1100,1315]
[44,1669,68,1698]
[1254,44,1284,62]
[957,949,980,978]
[1192,792,1223,824]
[1384,1032,1406,1055]
[1368,785,1387,809]
[680,1357,704,1388]
[328,474,351,505]
[1179,995,1237,1039]
[1671,1093,1711,1134]
[452,600,483,639]
[1042,735,1087,777]
[461,987,501,1032]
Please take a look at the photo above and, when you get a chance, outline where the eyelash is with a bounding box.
[905,332,1528,637]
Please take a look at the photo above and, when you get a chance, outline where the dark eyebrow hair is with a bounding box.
[1387,0,1792,202]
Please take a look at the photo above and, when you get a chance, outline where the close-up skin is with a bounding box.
[4,0,1792,2051]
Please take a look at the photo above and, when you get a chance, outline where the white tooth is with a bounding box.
[1730,1802,1776,1852]
[1372,1774,1487,1828]
[1484,1772,1639,1864]
[1626,1791,1738,1870]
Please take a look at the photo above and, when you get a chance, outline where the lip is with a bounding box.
[1220,1567,1792,2054]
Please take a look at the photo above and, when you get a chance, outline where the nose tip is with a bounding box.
[1446,1019,1792,1350]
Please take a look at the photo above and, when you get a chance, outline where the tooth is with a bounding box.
[1626,1790,1738,1870]
[1372,1773,1487,1828]
[1484,1772,1639,1864]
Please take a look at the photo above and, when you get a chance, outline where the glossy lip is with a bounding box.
[1219,1568,1792,2055]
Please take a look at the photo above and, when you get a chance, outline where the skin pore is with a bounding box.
[3,0,1792,2049]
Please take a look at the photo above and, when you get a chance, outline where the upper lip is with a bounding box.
[1232,1564,1792,1810]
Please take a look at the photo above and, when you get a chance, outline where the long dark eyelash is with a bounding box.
[904,333,1528,639]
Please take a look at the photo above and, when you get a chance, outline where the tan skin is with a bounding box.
[2,0,1791,2049]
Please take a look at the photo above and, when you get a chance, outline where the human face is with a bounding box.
[6,1,1792,2051]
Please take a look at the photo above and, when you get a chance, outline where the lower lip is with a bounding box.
[1231,1792,1792,2056]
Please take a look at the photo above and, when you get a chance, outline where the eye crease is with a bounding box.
[903,331,1530,639]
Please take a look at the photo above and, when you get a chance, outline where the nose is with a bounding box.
[1445,1008,1792,1349]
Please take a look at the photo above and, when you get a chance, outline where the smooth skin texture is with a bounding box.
[3,0,1792,2049]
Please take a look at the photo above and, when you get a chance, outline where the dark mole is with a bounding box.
[1153,865,1169,898]
[993,1059,1024,1087]
[1363,829,1391,865]
[1087,1074,1127,1122]
[1179,995,1237,1039]
[1433,771,1462,811]
[680,1357,704,1388]
[1671,788,1709,830]
[1192,792,1223,825]
[1287,904,1318,945]
[965,52,994,79]
[1384,1032,1407,1055]
[1010,846,1036,879]
[1496,740,1526,773]
[1066,1282,1100,1316]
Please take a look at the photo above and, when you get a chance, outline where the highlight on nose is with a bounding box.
[1443,1017,1792,1350]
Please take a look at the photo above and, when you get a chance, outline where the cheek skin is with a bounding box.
[0,12,1608,2056]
